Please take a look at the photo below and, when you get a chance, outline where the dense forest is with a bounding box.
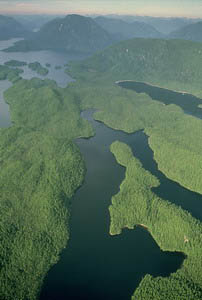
[64,37,202,298]
[110,141,202,299]
[0,71,93,299]
[67,38,202,194]
[1,36,202,299]
[28,62,49,76]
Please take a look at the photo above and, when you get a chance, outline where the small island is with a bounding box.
[28,62,49,76]
[5,60,27,67]
[0,64,23,83]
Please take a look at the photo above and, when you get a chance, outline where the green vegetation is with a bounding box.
[62,38,202,298]
[66,37,202,194]
[110,141,202,299]
[68,38,202,98]
[28,62,49,76]
[2,36,202,299]
[0,64,23,83]
[65,81,202,195]
[0,77,94,299]
[5,60,27,67]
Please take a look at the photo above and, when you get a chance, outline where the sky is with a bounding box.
[1,0,202,18]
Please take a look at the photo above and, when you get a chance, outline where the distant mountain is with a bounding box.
[94,15,201,35]
[0,15,29,40]
[94,16,163,40]
[169,21,202,42]
[13,14,61,32]
[6,14,114,54]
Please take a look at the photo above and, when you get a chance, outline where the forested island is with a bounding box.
[0,36,202,299]
[4,60,27,67]
[28,62,49,76]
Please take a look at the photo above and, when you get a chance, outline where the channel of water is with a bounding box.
[1,40,201,299]
[117,80,202,118]
[40,110,187,300]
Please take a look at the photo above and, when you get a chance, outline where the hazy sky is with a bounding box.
[1,0,202,18]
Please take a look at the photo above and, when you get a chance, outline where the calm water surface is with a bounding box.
[40,110,185,300]
[1,41,201,299]
[0,38,87,88]
[118,80,202,118]
[0,38,87,127]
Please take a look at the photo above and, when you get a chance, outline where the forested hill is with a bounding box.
[169,21,202,42]
[70,37,202,97]
[5,14,114,54]
[94,16,163,40]
[0,15,29,40]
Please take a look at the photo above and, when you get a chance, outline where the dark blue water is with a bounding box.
[118,80,202,118]
[40,110,186,300]
[1,40,200,299]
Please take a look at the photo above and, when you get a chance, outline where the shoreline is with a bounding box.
[115,80,191,96]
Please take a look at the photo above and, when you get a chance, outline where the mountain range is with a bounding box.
[4,13,202,55]
[0,15,29,40]
[169,21,202,42]
[96,15,201,35]
[6,14,113,54]
[94,16,163,40]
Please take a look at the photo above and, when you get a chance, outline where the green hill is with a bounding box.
[69,37,202,97]
[6,14,114,54]
[65,37,202,299]
[169,21,202,42]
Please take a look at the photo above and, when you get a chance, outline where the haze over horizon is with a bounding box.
[0,0,202,18]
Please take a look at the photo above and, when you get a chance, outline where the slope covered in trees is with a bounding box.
[0,73,93,299]
[68,37,202,97]
[2,35,202,299]
[5,14,114,54]
[110,141,202,299]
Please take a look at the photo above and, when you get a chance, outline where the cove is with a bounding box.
[0,39,88,88]
[117,80,202,118]
[40,110,185,300]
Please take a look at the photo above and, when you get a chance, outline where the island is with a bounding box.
[0,36,202,299]
[5,59,27,67]
[28,62,49,76]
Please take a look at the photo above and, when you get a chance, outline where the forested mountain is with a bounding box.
[6,14,114,53]
[94,16,163,40]
[0,15,29,40]
[70,37,202,96]
[169,21,202,42]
